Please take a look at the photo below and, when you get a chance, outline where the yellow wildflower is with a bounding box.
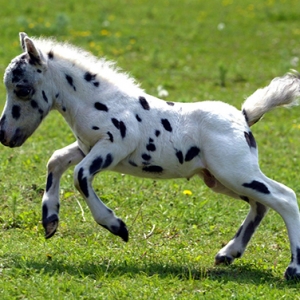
[183,189,192,196]
[100,29,110,36]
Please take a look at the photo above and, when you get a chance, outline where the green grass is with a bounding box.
[1,0,300,298]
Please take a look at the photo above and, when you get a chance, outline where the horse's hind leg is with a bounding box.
[212,170,300,280]
[202,128,300,279]
[243,178,300,280]
[201,171,270,265]
[215,199,269,265]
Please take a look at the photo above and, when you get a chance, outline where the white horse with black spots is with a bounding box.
[1,33,300,280]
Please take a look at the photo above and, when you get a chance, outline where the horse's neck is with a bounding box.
[47,65,106,121]
[48,55,143,116]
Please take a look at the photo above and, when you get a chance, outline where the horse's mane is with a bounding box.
[33,36,143,94]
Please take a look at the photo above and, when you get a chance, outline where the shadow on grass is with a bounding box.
[2,252,300,287]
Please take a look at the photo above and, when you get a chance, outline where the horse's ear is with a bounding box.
[21,34,44,66]
[19,32,43,65]
[19,32,28,51]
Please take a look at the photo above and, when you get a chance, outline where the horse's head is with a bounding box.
[0,33,52,147]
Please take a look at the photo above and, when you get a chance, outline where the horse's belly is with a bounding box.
[112,157,204,180]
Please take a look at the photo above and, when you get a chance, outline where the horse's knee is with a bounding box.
[272,185,298,214]
[47,149,67,174]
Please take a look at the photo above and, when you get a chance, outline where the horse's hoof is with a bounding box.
[115,219,129,242]
[100,218,129,242]
[215,254,234,265]
[43,215,59,239]
[284,267,300,281]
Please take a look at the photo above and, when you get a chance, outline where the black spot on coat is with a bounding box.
[48,51,54,59]
[244,131,256,148]
[161,119,172,132]
[119,122,126,138]
[78,168,89,197]
[46,172,53,192]
[42,90,48,103]
[167,102,174,106]
[256,202,267,217]
[139,96,150,110]
[111,118,126,138]
[136,114,142,122]
[12,105,21,120]
[146,143,156,152]
[89,153,113,175]
[142,153,151,161]
[175,150,184,164]
[31,100,38,109]
[84,72,99,87]
[107,131,114,142]
[234,225,243,239]
[242,180,270,194]
[84,71,96,82]
[185,146,200,162]
[242,212,264,247]
[112,118,120,129]
[142,165,163,173]
[102,154,113,169]
[155,130,161,137]
[89,156,103,175]
[94,102,108,112]
[65,74,76,91]
[12,59,26,83]
[242,109,249,123]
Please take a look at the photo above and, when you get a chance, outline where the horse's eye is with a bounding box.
[14,86,32,99]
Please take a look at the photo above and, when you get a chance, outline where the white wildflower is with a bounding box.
[102,20,110,27]
[217,23,225,30]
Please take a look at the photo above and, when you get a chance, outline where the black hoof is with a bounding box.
[215,254,233,266]
[43,214,59,239]
[285,267,300,281]
[115,219,129,242]
[100,218,129,242]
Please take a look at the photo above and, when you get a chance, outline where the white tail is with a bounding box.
[242,70,300,126]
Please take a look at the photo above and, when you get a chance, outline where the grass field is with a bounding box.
[1,0,300,299]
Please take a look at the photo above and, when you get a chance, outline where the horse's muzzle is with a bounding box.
[0,128,25,148]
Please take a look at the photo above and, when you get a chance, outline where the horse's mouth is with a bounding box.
[0,128,26,148]
[1,138,24,148]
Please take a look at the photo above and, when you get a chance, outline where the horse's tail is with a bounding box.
[241,70,300,127]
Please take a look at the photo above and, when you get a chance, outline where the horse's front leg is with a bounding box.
[42,141,85,238]
[73,142,129,242]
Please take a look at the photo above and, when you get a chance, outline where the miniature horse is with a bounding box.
[1,33,300,279]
